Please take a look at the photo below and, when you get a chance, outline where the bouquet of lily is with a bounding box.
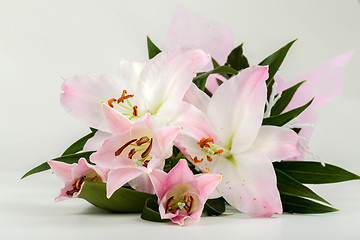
[23,8,359,226]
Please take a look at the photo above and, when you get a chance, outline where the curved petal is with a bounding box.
[90,132,134,169]
[149,169,168,199]
[138,47,211,121]
[164,159,195,190]
[213,153,282,217]
[48,160,73,182]
[106,168,144,198]
[169,101,216,140]
[83,130,112,152]
[60,75,127,132]
[196,173,222,202]
[128,173,155,194]
[102,104,133,134]
[207,66,268,151]
[71,158,94,178]
[183,83,210,113]
[241,125,299,160]
[151,126,180,161]
[118,59,146,92]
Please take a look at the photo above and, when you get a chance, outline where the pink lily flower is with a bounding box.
[48,158,107,201]
[61,47,213,150]
[90,104,180,197]
[176,66,299,217]
[149,159,221,226]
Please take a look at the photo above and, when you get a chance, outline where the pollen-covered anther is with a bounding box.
[136,136,150,146]
[193,156,203,163]
[206,155,213,162]
[107,98,117,108]
[132,106,138,116]
[214,149,223,155]
[128,148,136,159]
[141,138,153,159]
[197,138,214,148]
[117,89,134,103]
[115,139,137,156]
[66,176,86,196]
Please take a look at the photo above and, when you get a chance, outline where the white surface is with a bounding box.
[1,0,360,239]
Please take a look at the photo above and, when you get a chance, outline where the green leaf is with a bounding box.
[271,81,306,116]
[211,58,220,68]
[79,181,155,212]
[147,36,161,59]
[62,128,97,156]
[141,198,171,222]
[21,151,95,179]
[225,43,249,71]
[281,194,338,214]
[262,98,313,126]
[193,66,238,91]
[259,39,297,86]
[203,198,226,216]
[276,169,330,205]
[273,161,360,184]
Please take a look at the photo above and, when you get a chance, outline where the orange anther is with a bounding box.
[206,155,213,162]
[117,90,134,103]
[204,167,210,174]
[193,156,203,163]
[214,149,223,155]
[133,105,138,116]
[128,148,136,159]
[197,138,214,148]
[107,98,117,108]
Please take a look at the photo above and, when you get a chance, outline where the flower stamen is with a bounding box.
[115,139,137,156]
[107,98,117,108]
[133,106,138,116]
[117,90,134,103]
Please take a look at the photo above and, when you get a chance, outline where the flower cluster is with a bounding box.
[23,8,359,226]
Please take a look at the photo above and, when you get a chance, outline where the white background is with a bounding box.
[1,0,360,239]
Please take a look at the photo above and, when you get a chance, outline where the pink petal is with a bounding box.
[183,83,210,113]
[148,169,168,199]
[214,153,282,217]
[208,66,268,152]
[48,160,74,182]
[90,132,135,169]
[128,173,155,194]
[169,102,216,140]
[138,47,210,121]
[83,130,112,152]
[163,6,233,92]
[71,158,94,178]
[236,125,299,160]
[196,174,222,202]
[102,104,133,134]
[164,159,195,190]
[60,75,125,132]
[106,168,144,198]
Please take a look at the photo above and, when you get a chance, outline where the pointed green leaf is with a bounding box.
[276,169,330,205]
[193,66,238,91]
[147,36,161,59]
[211,58,220,68]
[273,161,360,184]
[281,194,338,214]
[21,151,95,179]
[141,198,171,222]
[271,81,306,116]
[203,197,226,216]
[263,98,313,126]
[259,39,297,86]
[79,181,155,212]
[225,43,249,71]
[62,128,97,156]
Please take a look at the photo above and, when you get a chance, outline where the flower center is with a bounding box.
[66,171,101,196]
[107,90,139,119]
[114,136,153,167]
[193,138,228,163]
[165,195,194,215]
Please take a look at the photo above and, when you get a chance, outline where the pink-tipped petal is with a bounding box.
[102,104,133,134]
[48,160,74,182]
[149,169,168,199]
[196,174,222,202]
[71,158,94,178]
[243,126,299,160]
[106,168,144,198]
[151,126,180,160]
[214,153,282,217]
[207,66,268,151]
[165,159,195,190]
[83,130,112,152]
[60,75,126,132]
[138,47,211,120]
[169,101,216,140]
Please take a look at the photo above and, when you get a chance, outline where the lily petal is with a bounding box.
[207,66,268,151]
[106,168,144,198]
[149,169,168,199]
[138,47,211,121]
[196,174,222,202]
[102,104,133,135]
[214,153,282,217]
[128,173,155,194]
[83,130,112,152]
[48,160,73,182]
[183,83,210,113]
